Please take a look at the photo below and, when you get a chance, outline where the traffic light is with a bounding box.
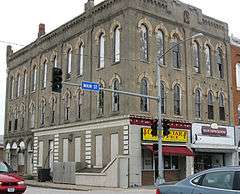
[162,119,170,136]
[151,119,158,136]
[52,67,63,93]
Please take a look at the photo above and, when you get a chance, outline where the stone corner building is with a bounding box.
[4,0,235,187]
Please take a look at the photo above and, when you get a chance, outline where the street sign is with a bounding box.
[81,81,100,92]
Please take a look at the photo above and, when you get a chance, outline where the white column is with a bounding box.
[95,135,102,167]
[186,156,194,177]
[75,137,81,162]
[63,138,69,162]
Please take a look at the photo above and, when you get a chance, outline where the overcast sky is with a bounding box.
[0,0,239,135]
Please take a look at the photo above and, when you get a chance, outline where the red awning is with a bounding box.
[143,145,193,156]
[163,146,193,156]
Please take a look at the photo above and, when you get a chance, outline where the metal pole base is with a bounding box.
[155,177,165,186]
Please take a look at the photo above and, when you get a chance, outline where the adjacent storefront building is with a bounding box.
[191,123,237,173]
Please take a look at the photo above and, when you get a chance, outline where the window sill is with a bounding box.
[112,61,120,66]
[96,67,105,71]
[64,120,70,124]
[173,67,182,71]
[77,74,83,78]
[111,111,120,116]
[140,60,150,64]
[96,114,104,118]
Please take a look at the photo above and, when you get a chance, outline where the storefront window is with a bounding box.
[164,156,179,170]
[142,149,153,170]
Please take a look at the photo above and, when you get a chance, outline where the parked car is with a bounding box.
[156,166,240,194]
[0,161,27,193]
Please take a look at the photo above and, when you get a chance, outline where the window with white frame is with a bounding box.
[112,79,120,112]
[42,61,47,88]
[78,44,84,76]
[208,91,214,120]
[113,26,120,63]
[156,30,164,66]
[23,70,27,95]
[195,89,201,118]
[216,47,224,79]
[174,84,181,115]
[140,78,149,112]
[99,33,105,68]
[66,48,72,78]
[172,35,181,68]
[205,45,212,77]
[31,66,37,92]
[193,41,201,73]
[236,63,240,88]
[219,92,225,121]
[16,74,20,97]
[9,76,14,99]
[140,24,149,62]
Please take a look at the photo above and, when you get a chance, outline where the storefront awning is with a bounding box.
[143,144,193,156]
[163,146,193,156]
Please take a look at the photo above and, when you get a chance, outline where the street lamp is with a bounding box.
[156,33,203,185]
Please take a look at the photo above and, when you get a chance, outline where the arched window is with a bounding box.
[20,104,25,129]
[161,82,166,114]
[195,89,201,118]
[16,74,20,97]
[219,92,225,121]
[99,33,105,68]
[140,78,149,112]
[30,103,35,128]
[238,104,240,125]
[236,63,240,88]
[78,44,84,76]
[174,84,181,115]
[156,30,164,66]
[9,76,14,99]
[113,26,120,63]
[208,91,214,120]
[51,97,56,124]
[53,55,58,68]
[77,91,83,119]
[97,83,104,115]
[66,48,72,79]
[42,61,47,88]
[193,41,200,73]
[64,92,71,121]
[216,47,224,79]
[205,45,212,76]
[112,79,120,112]
[40,99,46,126]
[140,24,149,62]
[31,66,37,91]
[14,108,18,131]
[172,35,181,68]
[23,70,27,95]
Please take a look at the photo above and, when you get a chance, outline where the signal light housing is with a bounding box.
[52,67,63,93]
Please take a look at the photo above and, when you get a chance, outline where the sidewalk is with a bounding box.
[25,180,156,192]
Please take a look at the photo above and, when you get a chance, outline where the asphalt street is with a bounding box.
[25,186,154,194]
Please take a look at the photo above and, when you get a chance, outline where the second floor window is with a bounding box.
[78,44,84,76]
[195,89,201,118]
[161,82,166,114]
[16,74,20,97]
[30,104,35,128]
[42,61,47,88]
[236,63,240,88]
[64,93,71,121]
[140,24,149,62]
[208,91,214,120]
[172,35,181,68]
[99,33,105,68]
[216,47,224,79]
[77,92,83,119]
[193,41,200,73]
[140,78,149,112]
[23,70,27,95]
[219,93,225,121]
[174,84,181,115]
[31,66,37,92]
[51,97,56,124]
[113,26,120,63]
[67,48,72,79]
[9,77,14,99]
[97,84,104,115]
[112,79,120,112]
[40,100,46,126]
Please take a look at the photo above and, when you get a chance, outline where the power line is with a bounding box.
[0,40,25,47]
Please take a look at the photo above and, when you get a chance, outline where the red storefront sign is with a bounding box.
[201,126,227,137]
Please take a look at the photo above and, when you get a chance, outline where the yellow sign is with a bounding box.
[142,128,188,143]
